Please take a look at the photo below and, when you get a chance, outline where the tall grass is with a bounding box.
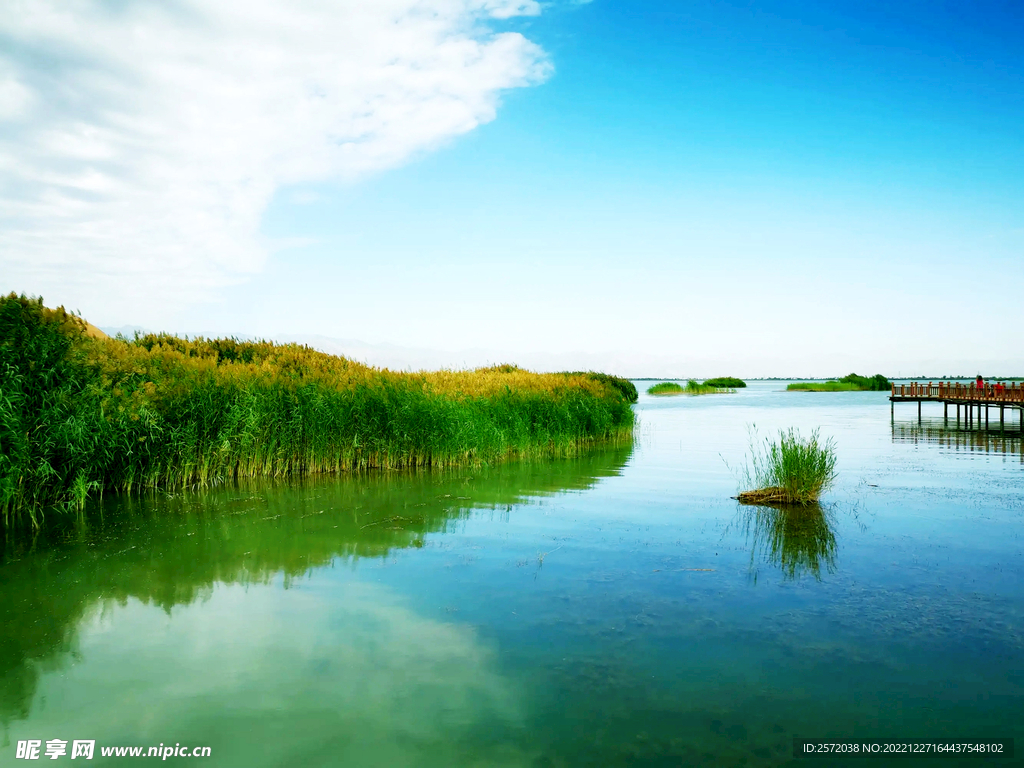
[0,294,636,528]
[647,382,685,395]
[564,371,638,404]
[703,377,746,388]
[686,379,717,394]
[647,380,737,396]
[686,379,736,395]
[786,381,861,392]
[737,428,837,505]
[787,373,890,392]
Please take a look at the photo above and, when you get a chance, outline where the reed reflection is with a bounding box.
[737,502,837,582]
[0,443,633,727]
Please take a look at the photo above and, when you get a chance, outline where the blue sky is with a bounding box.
[3,1,1022,376]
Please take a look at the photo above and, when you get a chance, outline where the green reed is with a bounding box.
[786,381,861,392]
[685,379,717,394]
[685,379,737,395]
[703,377,746,388]
[0,294,636,528]
[647,380,737,396]
[647,382,685,395]
[737,427,837,505]
[787,373,890,392]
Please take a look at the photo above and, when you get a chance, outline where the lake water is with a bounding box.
[2,382,1022,766]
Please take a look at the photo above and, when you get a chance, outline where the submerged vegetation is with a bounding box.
[703,377,746,389]
[787,373,890,392]
[736,428,837,505]
[0,294,636,528]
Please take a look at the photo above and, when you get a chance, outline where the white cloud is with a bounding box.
[23,582,533,766]
[483,0,542,18]
[0,72,34,120]
[0,0,550,316]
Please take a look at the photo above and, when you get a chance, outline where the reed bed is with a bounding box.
[685,379,736,395]
[0,294,636,527]
[647,382,685,395]
[787,373,890,392]
[647,380,737,396]
[703,377,746,388]
[736,428,837,505]
[786,381,861,392]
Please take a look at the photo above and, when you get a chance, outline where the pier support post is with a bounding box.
[986,405,989,429]
[1001,405,1005,433]
[944,402,948,422]
[918,400,922,422]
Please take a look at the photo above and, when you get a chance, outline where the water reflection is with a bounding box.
[892,418,1024,460]
[0,444,633,730]
[15,582,536,767]
[737,502,837,582]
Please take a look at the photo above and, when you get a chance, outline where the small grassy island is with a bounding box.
[736,428,837,505]
[787,373,890,392]
[703,377,746,389]
[647,379,740,396]
[647,382,685,395]
[0,294,637,528]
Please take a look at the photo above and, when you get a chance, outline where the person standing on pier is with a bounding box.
[976,374,984,391]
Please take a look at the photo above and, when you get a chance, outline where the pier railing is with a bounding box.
[891,381,1024,403]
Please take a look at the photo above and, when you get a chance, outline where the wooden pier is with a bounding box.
[890,381,1024,431]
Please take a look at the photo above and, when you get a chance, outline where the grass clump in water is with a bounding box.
[736,428,837,505]
[787,381,860,392]
[787,373,890,392]
[685,379,736,395]
[686,379,718,394]
[647,382,685,395]
[703,377,746,388]
[647,380,738,396]
[0,293,637,528]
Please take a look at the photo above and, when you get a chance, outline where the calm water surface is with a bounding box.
[2,383,1023,766]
